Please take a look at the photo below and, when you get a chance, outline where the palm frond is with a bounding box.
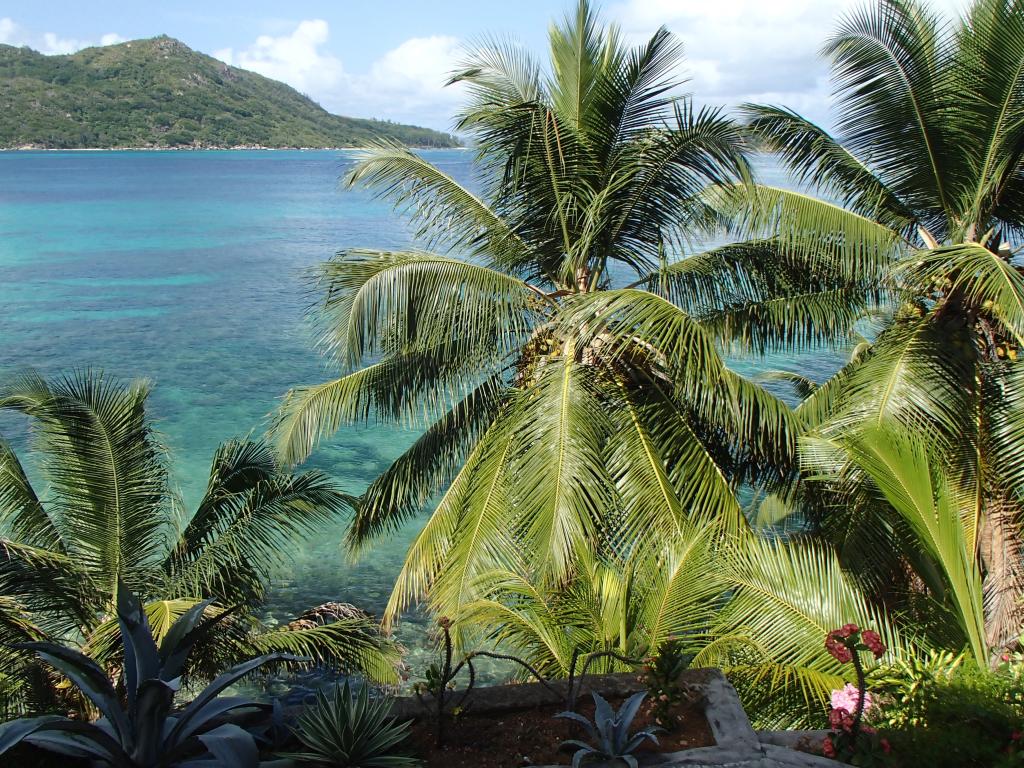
[824,0,956,230]
[0,370,169,596]
[720,185,903,281]
[985,360,1024,498]
[895,243,1024,344]
[743,104,915,232]
[701,537,911,729]
[587,25,683,154]
[955,0,1024,232]
[507,355,614,580]
[343,143,534,272]
[699,286,869,355]
[557,289,723,399]
[271,341,504,466]
[547,0,614,135]
[833,426,987,666]
[613,372,743,541]
[463,568,579,677]
[165,442,355,608]
[757,371,820,401]
[0,436,63,552]
[600,102,753,279]
[815,315,975,447]
[349,376,507,547]
[312,249,539,369]
[243,618,401,685]
[636,526,722,652]
[0,540,91,636]
[382,417,519,629]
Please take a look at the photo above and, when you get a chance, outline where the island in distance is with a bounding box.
[0,35,461,150]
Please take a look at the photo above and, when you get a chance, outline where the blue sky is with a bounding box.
[3,1,966,130]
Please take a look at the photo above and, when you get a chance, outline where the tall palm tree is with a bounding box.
[0,371,398,716]
[734,0,1024,651]
[269,0,841,635]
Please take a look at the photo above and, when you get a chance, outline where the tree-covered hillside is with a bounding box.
[0,36,460,149]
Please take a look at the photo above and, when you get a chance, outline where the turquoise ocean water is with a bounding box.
[0,149,840,684]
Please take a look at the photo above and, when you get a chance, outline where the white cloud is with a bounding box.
[0,17,16,44]
[0,17,123,55]
[214,20,462,129]
[607,0,969,125]
[41,32,92,55]
[214,20,344,100]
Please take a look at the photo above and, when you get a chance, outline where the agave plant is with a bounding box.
[280,680,420,768]
[557,691,661,768]
[0,370,399,714]
[0,584,292,767]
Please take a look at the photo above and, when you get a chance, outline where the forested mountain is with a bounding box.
[0,36,460,149]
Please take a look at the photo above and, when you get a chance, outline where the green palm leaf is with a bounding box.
[344,142,534,271]
[0,371,169,597]
[702,537,910,728]
[165,441,355,607]
[821,426,987,666]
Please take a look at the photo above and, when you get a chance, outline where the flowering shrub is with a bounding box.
[822,624,894,766]
[831,683,872,715]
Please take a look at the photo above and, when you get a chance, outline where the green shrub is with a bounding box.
[871,658,1023,768]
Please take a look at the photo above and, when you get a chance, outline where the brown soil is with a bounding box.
[409,695,714,768]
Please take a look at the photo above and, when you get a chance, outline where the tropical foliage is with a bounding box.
[281,681,420,768]
[737,0,1024,660]
[5,0,1024,748]
[0,371,398,716]
[268,0,842,649]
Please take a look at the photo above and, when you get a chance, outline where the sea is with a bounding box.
[0,149,842,689]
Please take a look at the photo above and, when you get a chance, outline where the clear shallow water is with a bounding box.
[0,150,843,686]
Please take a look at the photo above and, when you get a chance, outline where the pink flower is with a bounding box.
[822,735,836,759]
[839,623,859,638]
[861,630,885,659]
[828,707,848,730]
[831,683,872,714]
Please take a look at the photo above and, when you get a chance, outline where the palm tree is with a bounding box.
[462,513,722,679]
[269,0,849,637]
[0,371,398,716]
[464,518,910,730]
[734,0,1024,651]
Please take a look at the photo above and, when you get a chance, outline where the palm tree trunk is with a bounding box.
[979,493,1024,652]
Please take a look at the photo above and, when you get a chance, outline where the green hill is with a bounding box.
[0,36,460,149]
